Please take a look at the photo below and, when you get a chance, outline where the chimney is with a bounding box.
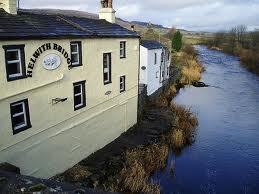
[0,0,18,14]
[99,0,116,23]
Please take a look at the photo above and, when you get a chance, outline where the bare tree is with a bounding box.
[236,25,247,46]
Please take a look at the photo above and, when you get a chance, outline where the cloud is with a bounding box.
[20,0,259,31]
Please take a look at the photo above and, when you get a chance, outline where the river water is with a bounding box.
[152,46,259,194]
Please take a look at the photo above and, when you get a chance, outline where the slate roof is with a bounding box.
[140,40,165,50]
[0,9,139,40]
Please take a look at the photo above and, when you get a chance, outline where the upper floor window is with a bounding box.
[120,75,126,93]
[70,41,82,67]
[120,41,126,58]
[161,52,164,63]
[73,81,86,111]
[10,99,31,135]
[103,53,112,85]
[3,45,26,81]
[154,53,157,64]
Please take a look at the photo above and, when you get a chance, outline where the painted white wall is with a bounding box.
[139,46,148,85]
[147,48,163,96]
[140,46,169,96]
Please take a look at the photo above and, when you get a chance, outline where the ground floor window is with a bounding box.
[73,81,86,111]
[10,99,31,135]
[120,75,126,93]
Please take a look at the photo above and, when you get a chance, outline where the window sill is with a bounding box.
[7,75,27,82]
[104,81,112,85]
[69,64,83,68]
[120,56,126,59]
[13,124,32,135]
[74,104,86,111]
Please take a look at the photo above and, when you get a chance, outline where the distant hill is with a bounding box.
[131,21,169,30]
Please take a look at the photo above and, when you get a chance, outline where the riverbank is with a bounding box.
[204,28,259,75]
[52,45,203,194]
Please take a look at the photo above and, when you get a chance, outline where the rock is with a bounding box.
[0,163,20,174]
[192,81,209,88]
[28,183,47,192]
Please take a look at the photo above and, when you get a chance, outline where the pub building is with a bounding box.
[0,0,140,178]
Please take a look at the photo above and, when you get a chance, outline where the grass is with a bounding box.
[162,102,198,151]
[179,52,204,85]
[118,144,168,193]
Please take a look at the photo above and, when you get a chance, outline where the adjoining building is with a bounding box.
[0,0,140,178]
[139,40,171,96]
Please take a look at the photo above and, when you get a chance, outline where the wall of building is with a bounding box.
[139,46,148,85]
[0,37,139,178]
[147,48,163,95]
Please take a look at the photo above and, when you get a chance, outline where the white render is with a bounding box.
[140,45,171,96]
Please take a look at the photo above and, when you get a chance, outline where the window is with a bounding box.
[70,41,82,67]
[120,41,126,58]
[154,53,157,64]
[73,81,86,111]
[10,99,31,135]
[161,52,164,63]
[103,53,112,84]
[3,45,26,81]
[120,76,126,93]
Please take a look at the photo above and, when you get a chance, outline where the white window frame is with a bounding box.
[120,41,126,58]
[11,101,28,131]
[74,83,84,109]
[103,53,111,84]
[120,76,126,93]
[6,49,23,78]
[71,43,80,66]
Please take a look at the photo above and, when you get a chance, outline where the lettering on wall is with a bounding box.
[27,43,72,77]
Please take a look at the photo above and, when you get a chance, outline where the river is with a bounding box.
[152,46,259,194]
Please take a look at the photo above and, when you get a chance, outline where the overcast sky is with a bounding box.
[20,0,259,32]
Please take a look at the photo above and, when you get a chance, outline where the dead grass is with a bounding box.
[180,53,203,85]
[118,144,168,194]
[169,129,184,149]
[161,102,198,151]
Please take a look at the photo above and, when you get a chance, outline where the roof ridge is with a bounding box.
[56,15,96,35]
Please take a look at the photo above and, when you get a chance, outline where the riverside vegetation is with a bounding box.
[53,29,203,193]
[206,25,259,75]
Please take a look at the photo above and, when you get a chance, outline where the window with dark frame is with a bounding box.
[70,41,82,67]
[120,75,126,93]
[120,41,126,58]
[10,99,31,135]
[103,53,112,85]
[73,81,86,111]
[3,45,26,81]
[154,53,157,64]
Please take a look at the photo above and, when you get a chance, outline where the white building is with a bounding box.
[140,40,171,96]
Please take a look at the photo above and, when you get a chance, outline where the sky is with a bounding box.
[20,0,259,32]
